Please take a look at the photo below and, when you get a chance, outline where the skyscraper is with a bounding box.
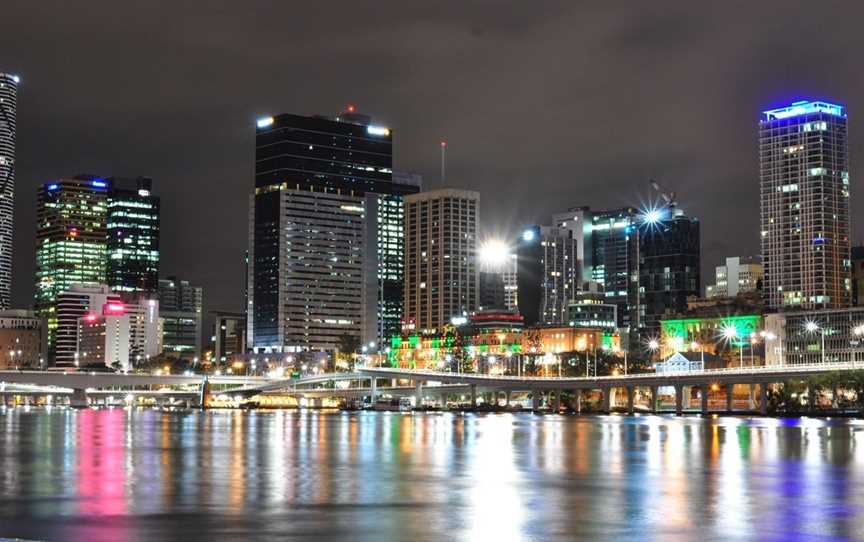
[554,206,639,329]
[403,189,479,333]
[35,176,110,352]
[637,208,701,336]
[760,100,850,309]
[107,177,160,297]
[247,110,417,353]
[0,73,19,309]
[515,225,579,325]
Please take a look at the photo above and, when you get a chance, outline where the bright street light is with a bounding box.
[479,239,511,269]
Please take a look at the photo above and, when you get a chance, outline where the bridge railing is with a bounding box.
[358,361,864,382]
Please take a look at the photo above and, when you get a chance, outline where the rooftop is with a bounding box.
[762,100,845,121]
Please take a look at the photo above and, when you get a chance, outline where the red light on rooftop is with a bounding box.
[440,140,447,148]
[346,104,355,113]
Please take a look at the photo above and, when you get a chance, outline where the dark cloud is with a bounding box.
[2,1,863,316]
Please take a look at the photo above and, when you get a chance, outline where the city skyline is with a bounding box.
[3,3,864,322]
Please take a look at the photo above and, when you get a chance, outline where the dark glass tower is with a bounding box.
[515,225,578,326]
[248,110,417,353]
[637,208,701,337]
[107,177,160,297]
[554,206,640,330]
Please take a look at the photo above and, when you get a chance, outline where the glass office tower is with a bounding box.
[34,176,110,353]
[248,110,417,353]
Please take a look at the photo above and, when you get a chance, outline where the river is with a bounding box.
[0,408,862,541]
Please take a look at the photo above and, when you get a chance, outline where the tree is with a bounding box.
[338,333,361,355]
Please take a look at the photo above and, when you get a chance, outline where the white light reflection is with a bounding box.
[466,415,526,541]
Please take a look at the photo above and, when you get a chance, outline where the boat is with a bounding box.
[372,397,413,412]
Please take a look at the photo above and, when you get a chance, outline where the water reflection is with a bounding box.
[0,409,863,541]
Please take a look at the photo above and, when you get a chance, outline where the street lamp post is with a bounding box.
[805,321,826,364]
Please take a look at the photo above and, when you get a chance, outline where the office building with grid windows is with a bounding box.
[760,100,850,310]
[403,189,479,333]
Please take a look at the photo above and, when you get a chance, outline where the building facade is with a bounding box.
[479,271,506,310]
[516,225,578,326]
[0,73,19,310]
[555,207,639,330]
[567,284,617,331]
[35,176,110,355]
[158,277,202,359]
[107,177,160,297]
[212,310,245,363]
[706,256,763,298]
[0,310,45,369]
[765,307,864,365]
[248,110,417,354]
[637,208,701,337]
[54,285,122,368]
[403,189,479,333]
[760,100,850,310]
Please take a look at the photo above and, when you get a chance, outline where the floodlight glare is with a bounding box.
[479,239,511,269]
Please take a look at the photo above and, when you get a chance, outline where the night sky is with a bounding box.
[2,1,864,317]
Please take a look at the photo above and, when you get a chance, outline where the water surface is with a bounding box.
[1,408,863,541]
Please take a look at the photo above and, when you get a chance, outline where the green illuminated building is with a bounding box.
[35,176,110,349]
[107,177,160,296]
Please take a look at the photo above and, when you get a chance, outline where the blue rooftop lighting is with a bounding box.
[762,100,845,121]
[47,183,59,191]
[91,180,107,188]
[522,229,536,242]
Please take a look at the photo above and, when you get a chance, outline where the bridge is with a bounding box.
[1,362,862,413]
[353,363,864,415]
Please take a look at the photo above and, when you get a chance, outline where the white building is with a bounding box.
[56,285,122,368]
[706,256,763,298]
[0,73,18,310]
[77,296,161,370]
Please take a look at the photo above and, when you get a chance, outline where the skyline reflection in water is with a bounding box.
[1,409,863,541]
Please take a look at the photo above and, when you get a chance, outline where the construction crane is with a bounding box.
[649,179,676,209]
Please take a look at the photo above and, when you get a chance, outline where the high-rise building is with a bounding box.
[760,100,850,310]
[35,176,110,353]
[107,177,160,297]
[554,206,639,329]
[637,208,701,336]
[403,189,479,333]
[705,256,763,298]
[0,73,19,310]
[515,225,578,325]
[158,276,202,359]
[248,110,417,353]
